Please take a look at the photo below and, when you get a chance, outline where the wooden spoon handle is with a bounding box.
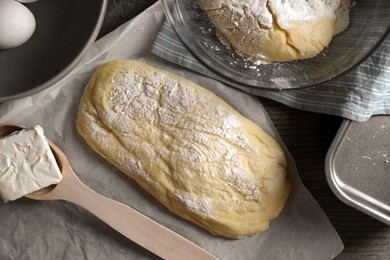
[54,169,217,260]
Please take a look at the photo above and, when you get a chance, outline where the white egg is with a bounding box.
[0,0,36,49]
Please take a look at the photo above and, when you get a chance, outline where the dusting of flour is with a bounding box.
[77,61,290,238]
[97,68,264,218]
[200,0,351,62]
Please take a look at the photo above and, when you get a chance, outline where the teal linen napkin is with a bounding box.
[151,20,390,122]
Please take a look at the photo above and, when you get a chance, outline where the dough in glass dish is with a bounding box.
[199,0,350,62]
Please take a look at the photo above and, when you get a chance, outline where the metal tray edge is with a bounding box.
[325,119,390,225]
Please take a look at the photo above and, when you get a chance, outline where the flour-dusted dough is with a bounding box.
[199,0,350,62]
[76,60,290,238]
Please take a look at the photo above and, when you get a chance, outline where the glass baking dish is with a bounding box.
[162,0,390,90]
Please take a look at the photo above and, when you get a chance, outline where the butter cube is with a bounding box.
[0,125,62,202]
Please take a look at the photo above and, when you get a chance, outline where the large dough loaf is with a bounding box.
[200,0,349,62]
[76,60,290,238]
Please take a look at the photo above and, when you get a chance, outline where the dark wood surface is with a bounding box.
[104,1,390,259]
[260,98,390,260]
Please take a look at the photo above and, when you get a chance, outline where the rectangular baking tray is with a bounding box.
[325,115,390,225]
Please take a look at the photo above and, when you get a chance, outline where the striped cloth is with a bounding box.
[151,21,390,122]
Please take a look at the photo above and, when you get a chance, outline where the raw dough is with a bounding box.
[199,0,350,62]
[76,60,290,238]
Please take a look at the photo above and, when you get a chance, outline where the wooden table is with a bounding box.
[103,1,390,259]
[260,98,390,260]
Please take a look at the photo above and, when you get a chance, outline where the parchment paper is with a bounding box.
[0,2,343,259]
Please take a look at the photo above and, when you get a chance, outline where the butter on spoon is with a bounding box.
[0,125,62,202]
[0,124,217,260]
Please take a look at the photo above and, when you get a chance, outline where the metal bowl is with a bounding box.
[0,0,107,102]
[162,0,390,90]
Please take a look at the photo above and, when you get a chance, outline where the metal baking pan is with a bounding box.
[325,116,390,225]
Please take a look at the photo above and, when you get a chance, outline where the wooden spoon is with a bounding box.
[0,124,217,260]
